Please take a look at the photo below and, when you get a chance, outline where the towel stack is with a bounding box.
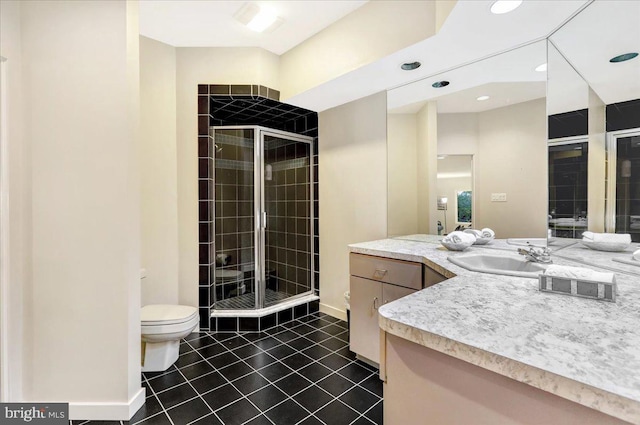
[481,228,495,239]
[582,231,631,244]
[544,265,615,283]
[443,231,476,244]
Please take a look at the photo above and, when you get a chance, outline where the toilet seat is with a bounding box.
[141,304,198,326]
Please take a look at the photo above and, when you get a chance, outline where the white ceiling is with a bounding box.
[388,40,547,114]
[549,0,640,106]
[139,0,367,55]
[286,0,589,111]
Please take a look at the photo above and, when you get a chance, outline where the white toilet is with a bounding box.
[141,304,199,372]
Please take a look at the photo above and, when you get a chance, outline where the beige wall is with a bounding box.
[475,98,547,238]
[387,114,418,237]
[437,113,478,155]
[417,102,439,234]
[319,92,387,318]
[280,1,435,101]
[19,0,142,417]
[140,36,179,306]
[0,0,28,401]
[175,47,279,308]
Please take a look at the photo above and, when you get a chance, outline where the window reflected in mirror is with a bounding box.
[548,140,588,238]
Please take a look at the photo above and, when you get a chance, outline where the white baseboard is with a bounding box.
[319,303,347,321]
[69,387,145,421]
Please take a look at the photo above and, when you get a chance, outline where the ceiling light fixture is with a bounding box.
[535,63,547,72]
[401,61,421,71]
[477,95,490,101]
[490,0,523,15]
[234,3,284,33]
[432,81,450,88]
[609,53,639,63]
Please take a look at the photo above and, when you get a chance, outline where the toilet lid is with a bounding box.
[141,305,198,325]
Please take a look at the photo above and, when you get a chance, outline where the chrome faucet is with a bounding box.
[517,244,553,263]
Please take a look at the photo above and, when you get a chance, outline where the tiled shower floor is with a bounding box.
[71,312,383,425]
[214,289,291,310]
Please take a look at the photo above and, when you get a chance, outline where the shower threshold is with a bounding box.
[210,293,320,332]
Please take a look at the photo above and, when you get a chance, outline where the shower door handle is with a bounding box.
[262,212,268,229]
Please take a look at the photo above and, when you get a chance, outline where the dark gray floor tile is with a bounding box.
[264,399,309,425]
[298,362,332,382]
[190,371,227,394]
[245,352,278,370]
[337,363,373,384]
[219,360,254,382]
[207,351,241,369]
[359,375,383,397]
[201,383,243,411]
[364,400,383,424]
[180,360,215,380]
[292,385,334,413]
[338,386,380,414]
[196,342,227,359]
[166,396,211,424]
[147,370,186,393]
[273,372,312,396]
[257,361,293,382]
[247,385,288,411]
[232,372,270,395]
[317,374,353,397]
[132,412,172,425]
[314,400,359,425]
[318,353,351,371]
[155,382,197,409]
[173,350,204,369]
[266,344,296,360]
[215,399,260,425]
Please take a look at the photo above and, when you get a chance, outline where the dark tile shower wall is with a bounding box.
[264,140,311,298]
[197,84,319,330]
[214,129,256,305]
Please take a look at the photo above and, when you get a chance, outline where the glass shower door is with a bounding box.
[261,131,314,307]
[212,128,257,310]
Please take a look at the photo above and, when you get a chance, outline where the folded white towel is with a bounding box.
[463,229,483,238]
[582,231,631,244]
[481,228,495,239]
[633,249,640,262]
[443,231,476,244]
[544,265,615,283]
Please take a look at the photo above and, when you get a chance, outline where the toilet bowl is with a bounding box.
[141,304,199,372]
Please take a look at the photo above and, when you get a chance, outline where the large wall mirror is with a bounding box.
[548,0,640,242]
[387,41,548,239]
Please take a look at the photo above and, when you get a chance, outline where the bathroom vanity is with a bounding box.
[349,237,640,425]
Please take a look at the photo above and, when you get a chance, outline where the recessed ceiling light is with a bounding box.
[234,3,283,33]
[437,156,446,160]
[610,52,639,63]
[432,81,450,88]
[477,95,490,101]
[535,63,547,72]
[490,0,523,14]
[401,61,421,71]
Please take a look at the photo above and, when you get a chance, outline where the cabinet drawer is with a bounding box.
[350,253,422,290]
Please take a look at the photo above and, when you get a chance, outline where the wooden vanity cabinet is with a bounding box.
[349,253,446,364]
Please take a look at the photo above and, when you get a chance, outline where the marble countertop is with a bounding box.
[349,237,640,424]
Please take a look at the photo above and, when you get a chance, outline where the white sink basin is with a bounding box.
[448,253,548,278]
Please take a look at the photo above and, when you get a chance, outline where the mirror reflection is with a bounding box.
[387,41,547,240]
[547,0,640,242]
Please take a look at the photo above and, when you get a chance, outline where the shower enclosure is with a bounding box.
[212,126,315,310]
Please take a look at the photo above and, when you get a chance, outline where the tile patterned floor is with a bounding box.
[71,312,382,425]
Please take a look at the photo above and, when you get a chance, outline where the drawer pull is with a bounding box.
[373,269,388,279]
[373,297,379,310]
